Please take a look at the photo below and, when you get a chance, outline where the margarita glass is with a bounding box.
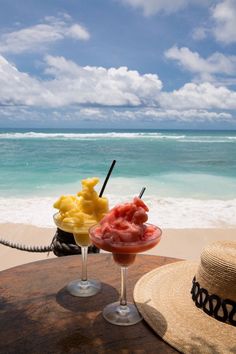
[90,223,162,325]
[54,212,101,297]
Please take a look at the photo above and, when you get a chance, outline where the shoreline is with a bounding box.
[0,223,236,271]
[0,195,236,229]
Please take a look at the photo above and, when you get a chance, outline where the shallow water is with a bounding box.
[0,128,236,228]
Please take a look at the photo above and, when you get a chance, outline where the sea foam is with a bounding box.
[0,195,236,229]
[0,131,235,143]
[0,132,185,140]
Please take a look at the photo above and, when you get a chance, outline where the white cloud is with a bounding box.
[160,82,236,110]
[0,54,235,122]
[45,55,163,106]
[165,46,236,83]
[193,0,236,44]
[121,0,189,15]
[211,0,236,44]
[0,106,51,123]
[121,0,210,15]
[79,108,105,117]
[192,27,208,40]
[0,54,162,107]
[0,106,232,124]
[0,55,52,106]
[111,108,233,121]
[0,14,90,54]
[148,109,232,121]
[66,24,90,40]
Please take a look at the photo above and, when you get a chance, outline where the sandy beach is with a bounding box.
[0,223,56,271]
[0,223,235,271]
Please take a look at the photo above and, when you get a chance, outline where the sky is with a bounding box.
[0,0,236,129]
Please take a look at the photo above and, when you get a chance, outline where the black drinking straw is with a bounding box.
[138,187,146,199]
[99,160,116,197]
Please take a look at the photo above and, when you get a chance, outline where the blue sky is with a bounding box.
[0,0,235,129]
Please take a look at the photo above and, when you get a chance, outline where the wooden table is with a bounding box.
[0,254,180,354]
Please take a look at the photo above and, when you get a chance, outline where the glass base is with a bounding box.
[67,279,101,297]
[102,301,143,326]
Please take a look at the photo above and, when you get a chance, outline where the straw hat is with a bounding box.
[134,240,236,354]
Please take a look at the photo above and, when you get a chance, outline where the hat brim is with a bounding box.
[133,261,236,354]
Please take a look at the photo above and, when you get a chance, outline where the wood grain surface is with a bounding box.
[0,254,180,354]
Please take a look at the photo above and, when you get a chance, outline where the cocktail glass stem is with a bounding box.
[66,237,101,297]
[81,246,88,282]
[89,223,162,325]
[120,267,127,306]
[102,262,142,326]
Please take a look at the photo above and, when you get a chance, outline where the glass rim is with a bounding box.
[53,211,96,227]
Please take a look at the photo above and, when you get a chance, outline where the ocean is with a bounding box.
[0,128,236,228]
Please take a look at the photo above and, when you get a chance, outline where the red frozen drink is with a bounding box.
[90,197,162,266]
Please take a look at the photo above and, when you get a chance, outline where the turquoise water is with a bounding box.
[1,128,236,227]
[0,128,236,199]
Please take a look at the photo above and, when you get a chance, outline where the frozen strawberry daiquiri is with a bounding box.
[90,197,162,325]
[54,177,108,297]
